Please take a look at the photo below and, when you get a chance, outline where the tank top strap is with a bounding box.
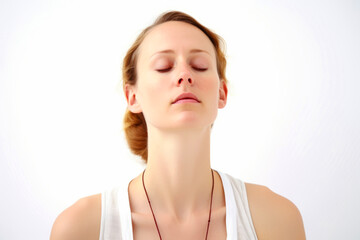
[218,171,258,240]
[100,179,134,240]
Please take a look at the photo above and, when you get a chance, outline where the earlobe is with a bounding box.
[124,84,142,113]
[218,80,228,109]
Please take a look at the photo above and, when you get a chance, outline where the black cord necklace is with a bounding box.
[142,169,215,240]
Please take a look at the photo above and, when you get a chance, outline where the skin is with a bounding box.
[50,21,306,240]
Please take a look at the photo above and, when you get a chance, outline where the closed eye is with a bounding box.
[193,66,208,71]
[156,67,172,73]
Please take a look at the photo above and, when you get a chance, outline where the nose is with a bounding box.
[176,65,194,87]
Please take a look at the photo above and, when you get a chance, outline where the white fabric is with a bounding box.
[99,171,258,240]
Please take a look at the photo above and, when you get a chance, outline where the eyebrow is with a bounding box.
[150,49,211,58]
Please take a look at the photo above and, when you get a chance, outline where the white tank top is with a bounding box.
[99,171,258,240]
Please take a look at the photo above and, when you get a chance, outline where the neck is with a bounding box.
[144,126,213,220]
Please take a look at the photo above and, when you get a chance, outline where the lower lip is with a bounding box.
[173,99,199,104]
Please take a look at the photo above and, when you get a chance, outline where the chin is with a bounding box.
[166,116,215,131]
[150,111,218,130]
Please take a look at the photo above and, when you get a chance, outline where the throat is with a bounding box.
[141,169,215,239]
[141,165,215,217]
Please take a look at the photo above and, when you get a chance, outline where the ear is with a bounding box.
[124,84,142,113]
[218,79,228,109]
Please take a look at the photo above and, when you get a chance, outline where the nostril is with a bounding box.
[178,77,192,85]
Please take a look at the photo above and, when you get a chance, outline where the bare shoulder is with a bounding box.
[50,194,102,240]
[245,183,306,240]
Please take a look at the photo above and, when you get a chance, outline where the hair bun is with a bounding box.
[123,110,148,162]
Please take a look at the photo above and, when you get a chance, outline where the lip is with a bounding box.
[172,92,200,104]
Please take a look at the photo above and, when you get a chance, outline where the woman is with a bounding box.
[50,11,306,240]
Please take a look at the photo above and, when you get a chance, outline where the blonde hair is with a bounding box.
[122,11,227,162]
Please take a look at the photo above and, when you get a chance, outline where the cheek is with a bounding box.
[137,75,169,110]
[200,76,221,112]
[200,75,220,96]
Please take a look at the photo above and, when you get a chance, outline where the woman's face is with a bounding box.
[126,21,227,130]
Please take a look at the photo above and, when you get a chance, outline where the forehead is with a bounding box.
[138,21,216,59]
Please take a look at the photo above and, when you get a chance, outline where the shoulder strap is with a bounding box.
[218,171,258,240]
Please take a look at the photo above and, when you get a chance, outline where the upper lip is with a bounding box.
[172,92,200,104]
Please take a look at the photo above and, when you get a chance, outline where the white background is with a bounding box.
[1,0,359,239]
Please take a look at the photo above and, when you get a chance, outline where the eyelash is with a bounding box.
[193,67,208,71]
[156,66,207,73]
[157,67,172,73]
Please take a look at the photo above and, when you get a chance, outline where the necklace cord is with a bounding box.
[205,169,214,239]
[142,169,215,240]
[142,170,163,240]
